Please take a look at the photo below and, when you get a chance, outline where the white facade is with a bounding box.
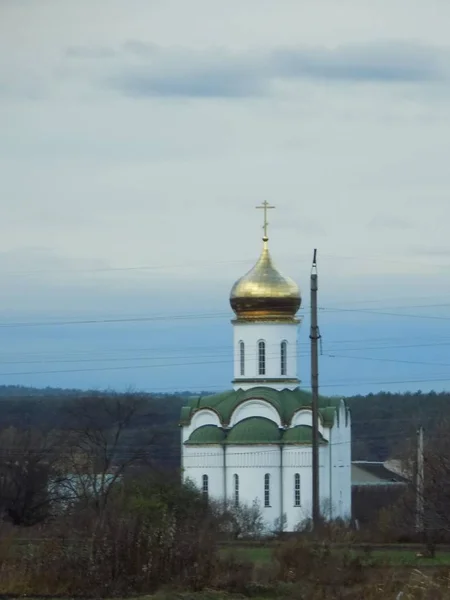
[232,321,300,391]
[180,234,352,531]
[182,400,352,531]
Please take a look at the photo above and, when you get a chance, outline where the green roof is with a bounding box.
[185,425,226,445]
[282,425,327,445]
[226,417,281,445]
[181,387,340,428]
[184,421,330,446]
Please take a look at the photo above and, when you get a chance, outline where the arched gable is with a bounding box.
[229,398,282,428]
[190,408,222,430]
[290,408,327,439]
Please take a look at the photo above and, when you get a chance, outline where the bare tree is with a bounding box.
[59,393,152,514]
[379,421,450,551]
[0,426,66,526]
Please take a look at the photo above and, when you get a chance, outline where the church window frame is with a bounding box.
[280,340,287,376]
[239,341,245,376]
[258,340,266,375]
[264,473,270,507]
[233,473,239,506]
[294,473,301,507]
[202,474,209,499]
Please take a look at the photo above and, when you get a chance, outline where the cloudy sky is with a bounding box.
[1,0,450,395]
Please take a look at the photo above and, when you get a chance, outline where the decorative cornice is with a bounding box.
[231,317,301,325]
[232,377,300,385]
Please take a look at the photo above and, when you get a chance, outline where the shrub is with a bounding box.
[274,538,375,588]
[0,475,220,596]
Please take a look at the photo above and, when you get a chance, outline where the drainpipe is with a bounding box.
[223,443,227,508]
[180,427,184,482]
[329,429,333,520]
[280,444,284,530]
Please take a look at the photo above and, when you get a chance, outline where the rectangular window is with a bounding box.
[294,473,301,507]
[258,341,266,375]
[234,474,239,506]
[264,473,270,507]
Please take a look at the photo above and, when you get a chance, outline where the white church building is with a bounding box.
[180,206,351,531]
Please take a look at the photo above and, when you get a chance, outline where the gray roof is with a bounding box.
[351,461,409,487]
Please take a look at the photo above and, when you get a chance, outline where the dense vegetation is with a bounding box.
[0,385,449,597]
[0,385,448,465]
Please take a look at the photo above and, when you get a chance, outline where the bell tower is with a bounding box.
[229,202,301,391]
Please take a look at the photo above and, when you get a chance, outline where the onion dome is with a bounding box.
[230,239,301,321]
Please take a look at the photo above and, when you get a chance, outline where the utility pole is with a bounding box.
[310,249,320,528]
[416,426,424,533]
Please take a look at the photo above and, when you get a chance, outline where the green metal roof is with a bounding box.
[185,425,226,445]
[226,417,281,445]
[180,387,340,428]
[282,425,327,445]
[184,421,330,446]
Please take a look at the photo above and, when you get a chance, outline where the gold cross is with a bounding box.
[256,200,275,239]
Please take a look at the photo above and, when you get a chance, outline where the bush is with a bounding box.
[0,475,220,596]
[274,538,375,587]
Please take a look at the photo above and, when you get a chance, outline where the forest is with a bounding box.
[0,384,447,466]
[0,384,449,597]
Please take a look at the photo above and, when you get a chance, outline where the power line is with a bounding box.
[322,306,450,321]
[3,249,450,277]
[1,299,450,329]
[326,353,450,369]
[0,337,449,372]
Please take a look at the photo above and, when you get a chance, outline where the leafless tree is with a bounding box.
[0,426,66,526]
[378,420,450,551]
[59,393,152,515]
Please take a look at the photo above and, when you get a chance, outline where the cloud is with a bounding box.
[367,214,414,231]
[408,245,450,259]
[63,40,448,99]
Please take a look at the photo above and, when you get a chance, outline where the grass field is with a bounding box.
[221,544,450,567]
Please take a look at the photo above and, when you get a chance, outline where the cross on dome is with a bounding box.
[256,201,275,241]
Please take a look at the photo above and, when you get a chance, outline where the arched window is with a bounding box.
[239,341,245,376]
[280,340,287,375]
[294,473,301,506]
[202,474,209,499]
[264,473,270,507]
[258,340,266,375]
[233,474,239,506]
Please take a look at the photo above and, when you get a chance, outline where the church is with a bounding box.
[180,204,351,531]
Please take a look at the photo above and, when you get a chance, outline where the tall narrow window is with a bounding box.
[239,341,245,376]
[258,340,266,375]
[234,474,239,506]
[264,473,270,507]
[280,341,287,375]
[294,473,301,507]
[202,474,209,499]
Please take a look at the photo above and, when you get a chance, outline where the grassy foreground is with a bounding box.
[223,544,450,567]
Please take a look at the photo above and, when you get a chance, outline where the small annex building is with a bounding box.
[180,203,352,532]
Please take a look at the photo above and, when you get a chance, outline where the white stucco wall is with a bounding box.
[183,445,225,500]
[232,321,299,389]
[181,396,352,531]
[226,445,281,528]
[328,401,352,520]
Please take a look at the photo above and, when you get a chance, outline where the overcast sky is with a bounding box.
[1,0,450,395]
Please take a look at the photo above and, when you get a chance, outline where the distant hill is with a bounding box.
[0,385,447,463]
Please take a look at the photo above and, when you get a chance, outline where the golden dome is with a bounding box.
[230,239,301,321]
